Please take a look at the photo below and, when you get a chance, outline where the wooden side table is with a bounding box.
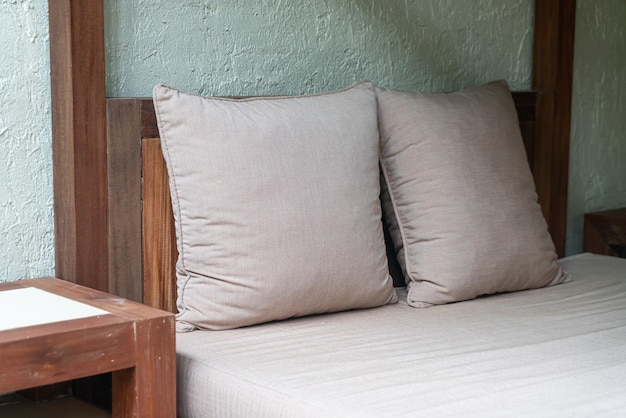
[583,207,626,257]
[0,277,176,417]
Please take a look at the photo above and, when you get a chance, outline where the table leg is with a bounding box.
[112,317,176,417]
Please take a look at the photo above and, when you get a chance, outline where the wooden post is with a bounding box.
[532,0,576,257]
[49,0,108,291]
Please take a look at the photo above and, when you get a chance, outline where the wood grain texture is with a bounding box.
[25,277,171,320]
[105,99,177,312]
[141,99,160,139]
[532,0,576,257]
[142,138,178,313]
[0,318,135,393]
[112,316,176,417]
[107,99,143,302]
[49,0,108,291]
[0,278,176,417]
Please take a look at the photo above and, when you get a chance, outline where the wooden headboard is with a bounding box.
[48,1,576,311]
[105,93,538,313]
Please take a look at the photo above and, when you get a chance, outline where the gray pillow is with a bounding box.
[153,82,397,331]
[377,81,569,308]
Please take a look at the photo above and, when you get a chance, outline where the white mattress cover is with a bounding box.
[176,253,626,417]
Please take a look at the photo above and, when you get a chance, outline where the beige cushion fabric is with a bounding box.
[153,82,396,331]
[377,81,569,308]
[176,254,626,418]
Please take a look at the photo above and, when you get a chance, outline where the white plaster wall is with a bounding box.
[0,0,54,282]
[566,0,626,255]
[105,0,534,97]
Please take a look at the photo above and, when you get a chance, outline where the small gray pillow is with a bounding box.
[153,82,397,331]
[377,81,570,308]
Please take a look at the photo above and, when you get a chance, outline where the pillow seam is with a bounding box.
[157,80,373,103]
[153,86,189,308]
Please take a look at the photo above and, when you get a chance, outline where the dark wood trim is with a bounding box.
[106,100,143,302]
[513,91,538,169]
[49,0,108,291]
[583,208,626,257]
[105,99,177,308]
[532,0,576,256]
[142,137,178,312]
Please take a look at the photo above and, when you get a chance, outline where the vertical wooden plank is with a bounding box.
[532,0,576,256]
[107,99,143,302]
[142,138,178,313]
[49,0,108,290]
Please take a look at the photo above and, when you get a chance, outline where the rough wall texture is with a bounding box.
[105,0,534,97]
[0,0,54,282]
[2,0,621,283]
[566,0,626,255]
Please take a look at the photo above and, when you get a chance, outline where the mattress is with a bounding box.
[176,253,626,417]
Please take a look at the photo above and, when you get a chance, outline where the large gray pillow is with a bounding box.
[153,82,397,331]
[377,81,569,308]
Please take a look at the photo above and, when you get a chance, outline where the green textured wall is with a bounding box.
[0,0,54,282]
[566,0,626,255]
[1,1,624,282]
[105,0,534,97]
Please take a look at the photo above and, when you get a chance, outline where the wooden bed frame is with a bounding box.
[47,1,576,312]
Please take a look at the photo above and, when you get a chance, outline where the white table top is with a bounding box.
[0,287,109,331]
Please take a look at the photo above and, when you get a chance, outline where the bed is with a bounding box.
[47,1,626,417]
[175,255,626,417]
[108,81,626,418]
